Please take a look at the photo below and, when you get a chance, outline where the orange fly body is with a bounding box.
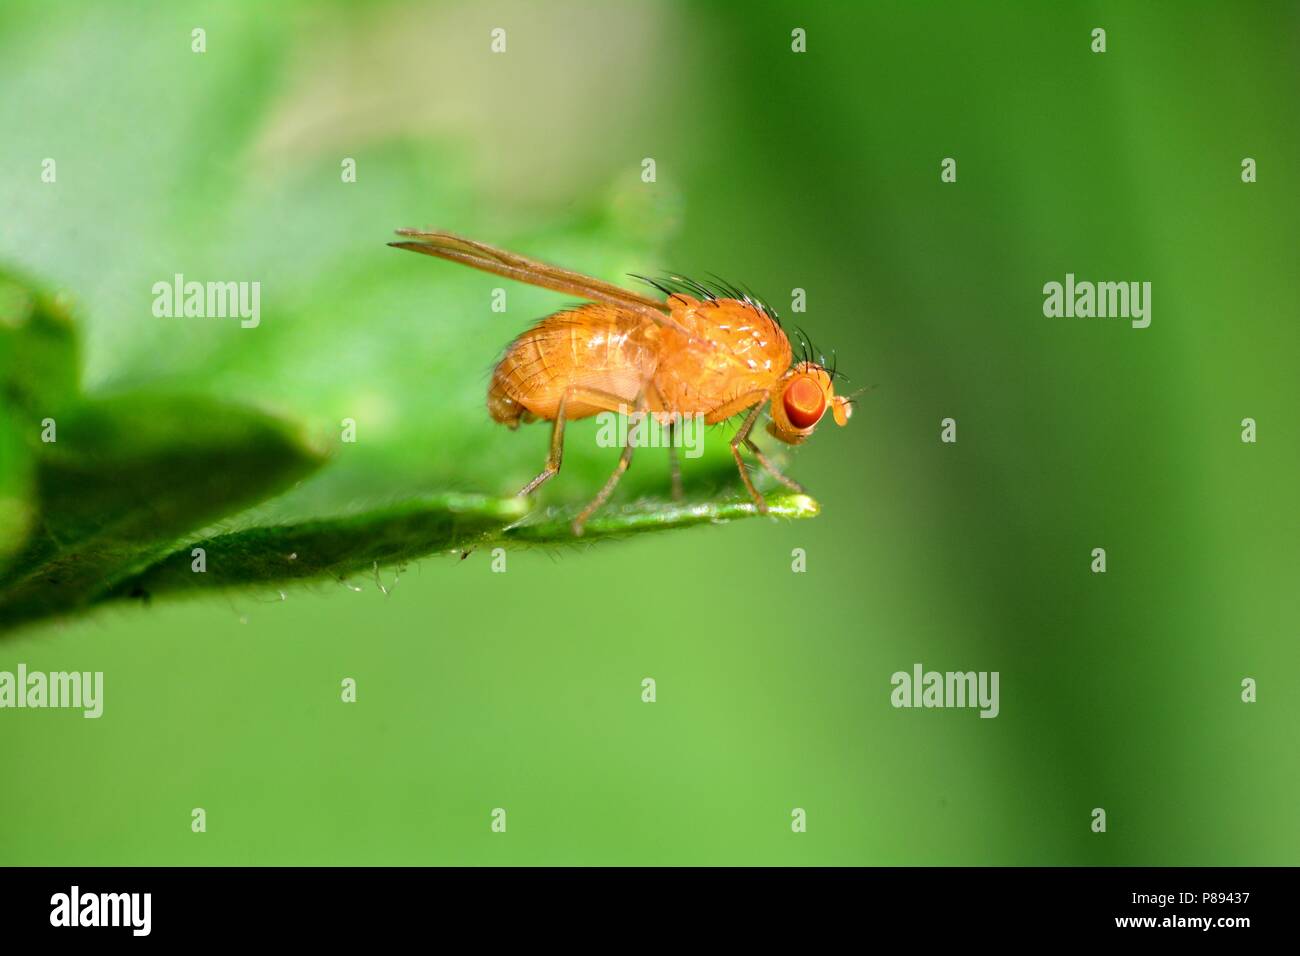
[390,229,853,534]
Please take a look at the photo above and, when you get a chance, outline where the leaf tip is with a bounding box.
[770,493,820,518]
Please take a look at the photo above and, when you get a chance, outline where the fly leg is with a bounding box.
[730,398,770,514]
[518,386,633,497]
[573,390,647,536]
[743,438,806,495]
[665,419,683,501]
[518,393,568,496]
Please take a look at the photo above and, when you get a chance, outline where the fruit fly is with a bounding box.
[390,229,853,534]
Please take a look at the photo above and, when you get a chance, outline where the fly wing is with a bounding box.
[390,229,690,335]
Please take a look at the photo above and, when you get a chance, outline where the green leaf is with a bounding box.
[502,493,820,544]
[0,393,326,631]
[0,406,33,571]
[107,493,529,599]
[0,267,77,575]
[103,493,817,601]
[0,268,80,414]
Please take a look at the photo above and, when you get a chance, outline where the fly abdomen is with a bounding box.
[487,304,660,423]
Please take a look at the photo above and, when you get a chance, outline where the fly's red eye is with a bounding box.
[783,376,826,430]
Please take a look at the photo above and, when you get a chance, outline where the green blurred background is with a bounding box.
[1,0,1297,864]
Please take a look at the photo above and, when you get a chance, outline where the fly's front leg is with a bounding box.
[743,438,806,495]
[573,390,647,536]
[730,398,770,513]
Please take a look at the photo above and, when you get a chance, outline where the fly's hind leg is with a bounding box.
[518,394,568,496]
[665,419,683,501]
[518,386,633,497]
[573,390,647,536]
[742,438,806,495]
